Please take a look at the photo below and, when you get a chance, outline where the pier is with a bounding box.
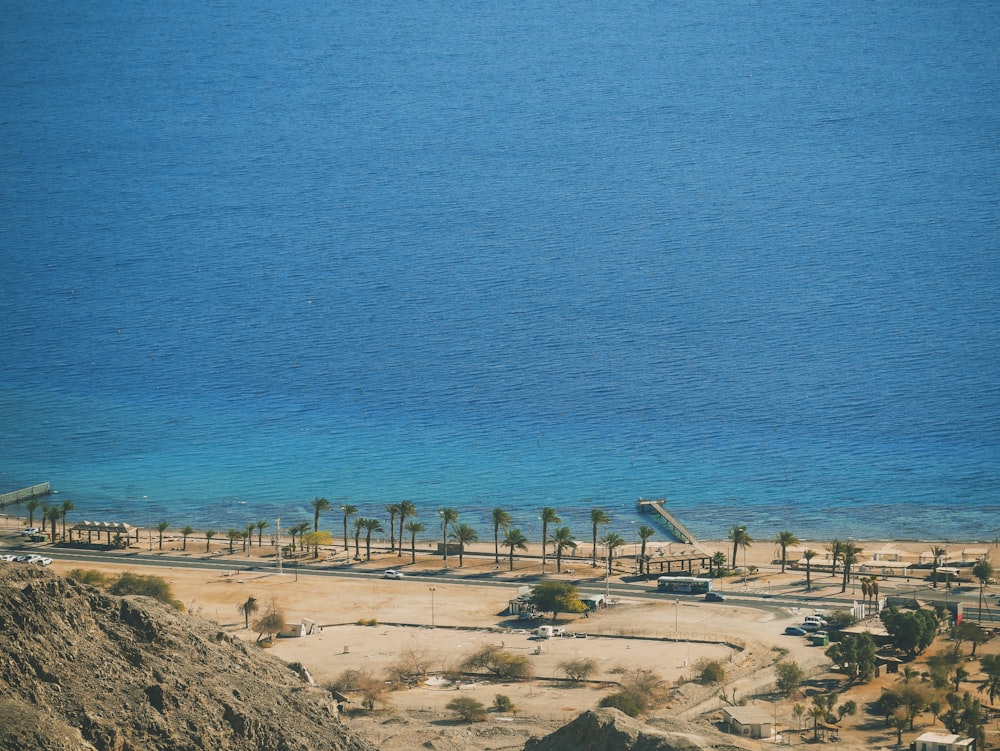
[637,498,705,551]
[0,482,51,509]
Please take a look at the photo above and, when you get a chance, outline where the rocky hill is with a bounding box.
[0,566,376,751]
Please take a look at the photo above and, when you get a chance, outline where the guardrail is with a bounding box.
[0,483,51,508]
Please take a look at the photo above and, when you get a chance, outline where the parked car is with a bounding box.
[19,528,40,537]
[35,557,53,566]
[804,615,828,627]
[800,621,821,632]
[704,592,726,602]
[0,554,17,562]
[16,555,41,563]
[785,626,807,636]
[383,569,405,579]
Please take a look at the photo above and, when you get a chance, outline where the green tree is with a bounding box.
[774,530,799,573]
[840,541,862,593]
[803,549,817,589]
[727,525,752,570]
[396,500,416,558]
[600,532,625,575]
[530,580,586,621]
[227,528,242,553]
[110,572,184,610]
[828,539,844,577]
[385,503,400,553]
[972,557,993,619]
[710,550,727,577]
[359,518,383,561]
[881,606,938,657]
[180,525,194,551]
[930,545,948,588]
[60,499,76,541]
[439,507,458,567]
[548,526,576,573]
[637,524,655,576]
[255,519,269,547]
[558,658,597,682]
[44,504,61,542]
[450,523,478,567]
[540,507,561,572]
[405,520,425,564]
[953,621,989,658]
[353,516,364,559]
[774,661,805,697]
[292,521,311,552]
[244,522,254,550]
[979,654,1000,705]
[503,527,528,571]
[807,705,826,741]
[589,508,609,567]
[491,507,512,565]
[825,632,877,683]
[461,645,533,679]
[24,498,41,528]
[446,696,487,722]
[340,503,358,551]
[309,497,331,556]
[238,595,259,628]
[155,521,169,550]
[204,529,216,552]
[303,530,333,557]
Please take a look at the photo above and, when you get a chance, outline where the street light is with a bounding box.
[429,586,436,628]
[675,598,679,633]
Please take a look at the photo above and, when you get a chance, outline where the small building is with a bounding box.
[722,705,773,740]
[278,619,316,638]
[912,731,975,751]
[580,592,606,611]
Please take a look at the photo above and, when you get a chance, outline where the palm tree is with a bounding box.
[405,520,425,564]
[238,595,259,629]
[930,545,947,588]
[156,521,169,550]
[340,504,358,551]
[775,530,799,573]
[310,497,331,556]
[397,500,416,558]
[450,523,478,567]
[841,542,862,593]
[803,549,817,589]
[728,525,752,570]
[828,539,844,577]
[293,521,311,552]
[972,557,994,619]
[360,518,383,561]
[204,529,216,552]
[244,522,254,550]
[44,504,60,542]
[503,527,529,571]
[600,532,626,575]
[589,508,610,567]
[711,551,727,577]
[180,525,194,551]
[439,508,459,568]
[255,519,269,547]
[385,503,401,553]
[227,529,242,553]
[60,499,76,541]
[637,525,655,576]
[548,526,576,573]
[352,517,364,559]
[24,498,41,528]
[540,507,561,572]
[491,507,512,565]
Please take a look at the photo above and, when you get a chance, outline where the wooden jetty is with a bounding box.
[0,482,51,509]
[637,498,707,552]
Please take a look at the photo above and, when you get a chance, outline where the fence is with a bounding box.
[0,482,51,508]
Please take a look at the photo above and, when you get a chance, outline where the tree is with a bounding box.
[461,645,533,679]
[156,521,169,550]
[697,660,725,684]
[352,516,364,559]
[446,696,487,722]
[825,632,876,683]
[109,572,184,610]
[881,606,938,657]
[972,557,993,619]
[238,595,259,628]
[558,658,597,681]
[953,621,989,658]
[244,522,254,550]
[302,530,333,558]
[807,705,826,741]
[503,527,528,571]
[227,528,242,553]
[340,503,357,551]
[44,504,60,542]
[24,498,41,528]
[439,507,458,567]
[828,539,844,577]
[840,542,862,593]
[396,500,416,558]
[385,503,400,553]
[637,524,655,576]
[589,508,609,567]
[255,519,269,547]
[540,507,561,572]
[710,551,727,577]
[204,529,216,552]
[727,525,752,570]
[803,549,817,589]
[180,525,194,551]
[491,507,512,565]
[930,545,948,588]
[292,521,311,552]
[774,661,805,697]
[548,526,576,573]
[405,520,424,563]
[359,518,383,561]
[530,581,586,621]
[253,600,285,642]
[774,530,799,573]
[309,497,331,556]
[979,654,1000,705]
[600,532,625,575]
[450,523,478,567]
[60,499,76,541]
[889,710,909,745]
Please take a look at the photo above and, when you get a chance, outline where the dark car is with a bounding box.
[785,626,807,636]
[704,592,726,602]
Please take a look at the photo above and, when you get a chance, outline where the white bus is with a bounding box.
[657,575,712,594]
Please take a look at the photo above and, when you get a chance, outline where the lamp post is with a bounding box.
[429,585,436,628]
[675,598,679,633]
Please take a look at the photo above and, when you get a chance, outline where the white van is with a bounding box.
[804,615,827,627]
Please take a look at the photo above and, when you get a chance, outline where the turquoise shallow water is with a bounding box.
[1,1,998,542]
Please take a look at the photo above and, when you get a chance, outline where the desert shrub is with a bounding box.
[109,572,184,611]
[356,617,379,626]
[327,669,388,711]
[774,661,805,697]
[493,694,514,713]
[697,659,726,684]
[558,657,597,682]
[68,569,110,587]
[386,646,434,687]
[599,691,641,717]
[461,645,534,679]
[826,609,856,629]
[446,696,487,722]
[252,600,285,642]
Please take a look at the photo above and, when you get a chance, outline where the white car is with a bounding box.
[383,570,405,580]
[19,528,40,537]
[16,554,41,564]
[35,557,53,566]
[0,554,17,562]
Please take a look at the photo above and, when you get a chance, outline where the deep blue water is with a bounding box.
[2,1,998,544]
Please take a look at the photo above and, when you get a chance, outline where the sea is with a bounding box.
[1,1,998,546]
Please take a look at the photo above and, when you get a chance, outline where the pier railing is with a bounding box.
[0,482,51,508]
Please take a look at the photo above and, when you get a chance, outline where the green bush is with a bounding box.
[109,572,183,611]
[599,691,641,717]
[697,659,726,684]
[493,694,514,713]
[68,569,110,587]
[446,697,488,722]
